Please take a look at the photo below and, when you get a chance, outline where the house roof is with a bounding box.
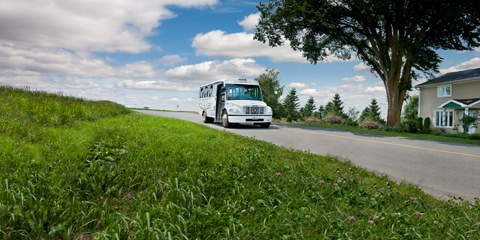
[415,67,480,88]
[438,98,480,108]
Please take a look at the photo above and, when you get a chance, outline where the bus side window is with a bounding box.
[200,88,203,98]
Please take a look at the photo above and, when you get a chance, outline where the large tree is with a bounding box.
[254,0,480,127]
[255,68,284,118]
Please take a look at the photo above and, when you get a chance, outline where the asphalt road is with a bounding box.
[136,110,480,202]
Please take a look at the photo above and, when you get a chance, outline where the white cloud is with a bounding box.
[0,43,115,78]
[341,76,366,82]
[192,30,308,63]
[118,61,160,78]
[165,58,266,83]
[0,0,218,53]
[365,86,385,93]
[238,12,260,32]
[439,57,480,74]
[286,82,318,88]
[118,80,194,92]
[353,63,370,72]
[156,55,187,67]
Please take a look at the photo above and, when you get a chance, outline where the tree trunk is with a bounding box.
[385,84,407,127]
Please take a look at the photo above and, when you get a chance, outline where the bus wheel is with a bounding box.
[221,111,230,128]
[202,112,208,123]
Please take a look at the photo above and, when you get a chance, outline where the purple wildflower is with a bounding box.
[349,216,356,222]
[341,174,344,178]
[334,183,338,186]
[410,197,415,200]
[387,182,391,186]
[368,220,374,224]
[477,222,480,227]
[320,180,325,185]
[350,168,354,171]
[371,198,375,201]
[276,173,281,176]
[378,189,381,192]
[416,211,423,216]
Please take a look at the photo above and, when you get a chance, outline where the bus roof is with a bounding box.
[199,78,260,88]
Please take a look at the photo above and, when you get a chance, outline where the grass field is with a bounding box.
[1,86,479,239]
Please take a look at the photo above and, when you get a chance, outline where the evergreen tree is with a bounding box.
[300,96,316,118]
[324,93,347,118]
[255,68,284,118]
[359,99,385,123]
[283,88,300,120]
[314,105,324,119]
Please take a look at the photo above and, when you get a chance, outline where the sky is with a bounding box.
[1,0,480,119]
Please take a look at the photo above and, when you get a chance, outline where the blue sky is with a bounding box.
[1,0,480,118]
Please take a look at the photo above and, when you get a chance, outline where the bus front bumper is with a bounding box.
[228,115,272,124]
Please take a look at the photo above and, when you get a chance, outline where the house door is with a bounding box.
[459,111,477,134]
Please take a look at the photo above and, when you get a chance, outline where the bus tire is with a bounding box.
[221,111,231,128]
[260,123,271,128]
[202,111,213,123]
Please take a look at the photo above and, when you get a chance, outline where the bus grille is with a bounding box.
[244,106,264,115]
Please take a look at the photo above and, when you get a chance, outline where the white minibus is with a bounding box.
[198,78,272,128]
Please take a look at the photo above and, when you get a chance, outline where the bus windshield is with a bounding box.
[226,84,262,101]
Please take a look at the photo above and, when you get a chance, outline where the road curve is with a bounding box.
[135,110,480,202]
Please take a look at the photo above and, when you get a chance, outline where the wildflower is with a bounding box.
[300,162,303,166]
[371,198,375,201]
[410,197,415,200]
[334,183,338,186]
[368,220,374,224]
[341,174,344,178]
[350,168,354,171]
[268,154,271,157]
[387,182,391,186]
[477,222,480,227]
[378,189,381,192]
[312,162,315,165]
[320,180,325,184]
[416,211,423,216]
[349,216,356,222]
[276,173,281,176]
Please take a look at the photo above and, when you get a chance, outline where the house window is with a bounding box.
[437,85,451,97]
[434,110,453,128]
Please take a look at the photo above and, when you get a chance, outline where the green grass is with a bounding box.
[1,86,480,239]
[295,122,480,145]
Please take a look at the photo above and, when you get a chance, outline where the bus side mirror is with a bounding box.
[221,86,226,92]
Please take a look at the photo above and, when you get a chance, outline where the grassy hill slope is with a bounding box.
[0,86,479,239]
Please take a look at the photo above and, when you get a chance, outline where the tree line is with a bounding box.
[256,68,419,127]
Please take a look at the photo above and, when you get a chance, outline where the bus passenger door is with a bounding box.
[216,84,225,122]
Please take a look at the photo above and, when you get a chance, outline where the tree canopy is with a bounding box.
[255,0,480,127]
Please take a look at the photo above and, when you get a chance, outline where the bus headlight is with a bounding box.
[267,107,272,114]
[229,108,240,113]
